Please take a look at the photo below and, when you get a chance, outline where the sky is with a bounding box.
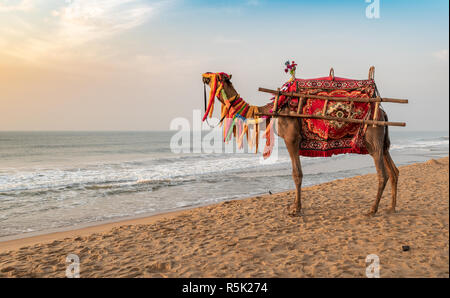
[0,0,448,131]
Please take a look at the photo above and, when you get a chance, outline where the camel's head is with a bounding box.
[202,72,232,88]
[201,72,234,122]
[202,73,212,85]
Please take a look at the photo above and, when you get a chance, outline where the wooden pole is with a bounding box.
[273,88,280,114]
[372,102,380,127]
[297,96,304,114]
[255,112,406,127]
[296,81,304,114]
[295,81,305,114]
[258,87,408,104]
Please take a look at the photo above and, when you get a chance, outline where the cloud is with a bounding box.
[0,0,166,64]
[54,0,154,45]
[0,0,33,12]
[433,49,449,62]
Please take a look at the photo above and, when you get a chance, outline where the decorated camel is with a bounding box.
[201,63,407,216]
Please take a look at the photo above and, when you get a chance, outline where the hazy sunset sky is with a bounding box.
[0,0,448,131]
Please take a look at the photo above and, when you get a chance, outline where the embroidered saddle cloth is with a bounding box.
[276,76,376,157]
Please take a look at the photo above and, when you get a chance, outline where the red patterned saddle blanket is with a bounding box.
[275,76,376,157]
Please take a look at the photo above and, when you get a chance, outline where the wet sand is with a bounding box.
[0,157,448,277]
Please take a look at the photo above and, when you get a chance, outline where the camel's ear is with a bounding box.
[229,74,232,80]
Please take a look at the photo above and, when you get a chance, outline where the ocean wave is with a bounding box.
[415,136,449,141]
[0,135,447,196]
[0,152,293,193]
[390,138,449,151]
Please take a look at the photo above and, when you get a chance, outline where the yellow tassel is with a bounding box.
[244,124,249,143]
[209,99,214,118]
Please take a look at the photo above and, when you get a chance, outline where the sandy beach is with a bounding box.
[0,157,448,278]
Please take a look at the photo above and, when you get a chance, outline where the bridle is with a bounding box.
[202,72,230,128]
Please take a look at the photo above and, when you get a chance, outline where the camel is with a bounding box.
[202,73,399,217]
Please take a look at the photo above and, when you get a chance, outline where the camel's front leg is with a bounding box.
[285,138,303,216]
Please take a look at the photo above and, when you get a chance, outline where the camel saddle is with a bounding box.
[273,75,378,157]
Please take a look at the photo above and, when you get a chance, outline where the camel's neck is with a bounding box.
[221,81,239,101]
[221,81,272,115]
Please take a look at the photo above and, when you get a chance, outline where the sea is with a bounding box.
[0,130,448,239]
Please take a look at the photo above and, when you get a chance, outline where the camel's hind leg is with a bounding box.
[383,150,399,213]
[368,150,389,216]
[365,110,391,216]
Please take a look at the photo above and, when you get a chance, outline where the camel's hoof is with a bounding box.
[386,208,396,214]
[365,211,377,217]
[287,205,302,217]
[288,210,302,217]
